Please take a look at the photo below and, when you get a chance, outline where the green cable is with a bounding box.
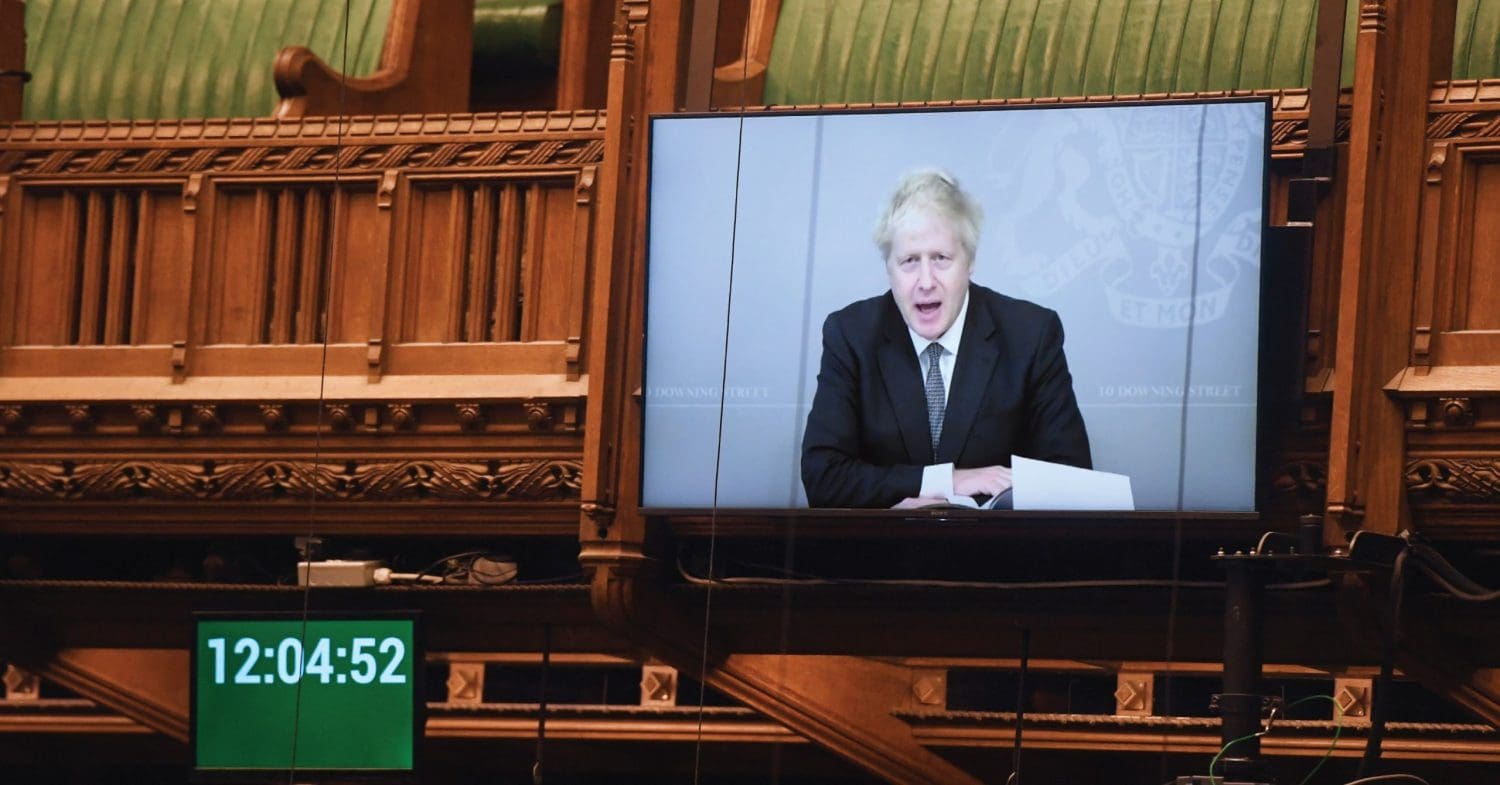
[1293,695,1343,785]
[1206,694,1344,785]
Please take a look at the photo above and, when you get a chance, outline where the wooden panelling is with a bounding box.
[0,112,606,385]
[1454,155,1500,332]
[1408,113,1500,372]
[395,176,585,345]
[7,186,188,348]
[204,181,378,346]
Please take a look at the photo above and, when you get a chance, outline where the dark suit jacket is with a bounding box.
[801,284,1091,508]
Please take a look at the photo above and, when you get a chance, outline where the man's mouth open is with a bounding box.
[915,302,941,316]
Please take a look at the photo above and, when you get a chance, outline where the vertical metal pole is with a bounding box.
[1220,560,1270,783]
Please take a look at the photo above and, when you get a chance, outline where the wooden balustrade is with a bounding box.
[0,113,605,531]
[0,112,604,396]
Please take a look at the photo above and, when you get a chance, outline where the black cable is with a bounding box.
[410,550,511,582]
[1160,101,1213,784]
[287,3,351,780]
[533,623,551,785]
[1409,543,1500,600]
[693,25,755,785]
[1412,560,1500,602]
[1357,546,1405,777]
[1011,627,1030,785]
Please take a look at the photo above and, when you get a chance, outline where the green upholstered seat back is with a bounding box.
[1455,0,1500,80]
[473,0,563,69]
[23,0,393,120]
[765,0,1500,106]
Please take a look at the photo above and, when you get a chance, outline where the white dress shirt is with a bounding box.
[908,290,969,499]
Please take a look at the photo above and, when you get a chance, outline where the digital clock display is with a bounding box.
[193,616,418,773]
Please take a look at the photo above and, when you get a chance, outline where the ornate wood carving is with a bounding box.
[1272,460,1329,496]
[1407,458,1500,502]
[191,405,220,433]
[0,458,581,502]
[1439,397,1476,427]
[387,403,416,430]
[456,403,486,431]
[64,405,93,433]
[525,402,555,432]
[131,405,160,434]
[0,406,22,433]
[0,114,607,177]
[258,404,288,432]
[0,400,584,437]
[326,404,354,432]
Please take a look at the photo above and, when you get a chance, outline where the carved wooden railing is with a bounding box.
[0,111,606,532]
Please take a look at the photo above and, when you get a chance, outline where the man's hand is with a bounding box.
[953,465,1013,497]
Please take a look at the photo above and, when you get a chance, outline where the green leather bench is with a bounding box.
[23,0,392,120]
[21,0,562,120]
[720,0,1500,106]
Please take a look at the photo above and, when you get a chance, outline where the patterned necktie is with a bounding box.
[924,342,945,456]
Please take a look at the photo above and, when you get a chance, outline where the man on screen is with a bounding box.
[801,169,1091,508]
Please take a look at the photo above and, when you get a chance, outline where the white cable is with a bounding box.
[1342,775,1431,785]
[372,568,444,585]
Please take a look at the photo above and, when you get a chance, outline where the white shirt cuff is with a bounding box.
[920,463,954,499]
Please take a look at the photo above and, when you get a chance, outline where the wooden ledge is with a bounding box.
[1387,365,1500,396]
[0,373,586,402]
[0,111,608,145]
[647,508,1262,540]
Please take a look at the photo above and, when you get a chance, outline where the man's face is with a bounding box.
[886,208,972,341]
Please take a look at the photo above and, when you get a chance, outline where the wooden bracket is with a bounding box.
[445,661,485,704]
[182,173,202,213]
[1115,671,1155,716]
[640,663,678,706]
[367,338,384,382]
[1334,677,1372,723]
[2,665,40,701]
[171,340,188,383]
[908,668,947,711]
[377,169,399,209]
[565,336,582,381]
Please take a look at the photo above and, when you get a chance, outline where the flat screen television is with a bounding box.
[642,99,1269,512]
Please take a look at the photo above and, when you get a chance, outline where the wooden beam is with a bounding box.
[1305,0,1348,150]
[27,649,189,743]
[683,0,722,111]
[1325,0,1457,540]
[590,566,986,785]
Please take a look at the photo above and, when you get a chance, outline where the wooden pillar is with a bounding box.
[1325,0,1456,539]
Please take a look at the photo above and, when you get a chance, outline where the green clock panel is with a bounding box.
[194,618,417,772]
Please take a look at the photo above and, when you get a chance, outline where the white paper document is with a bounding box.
[1011,456,1135,511]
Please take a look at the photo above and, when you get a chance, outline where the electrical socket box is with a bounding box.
[297,560,383,587]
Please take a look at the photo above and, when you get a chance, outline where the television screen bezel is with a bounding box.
[638,96,1277,518]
